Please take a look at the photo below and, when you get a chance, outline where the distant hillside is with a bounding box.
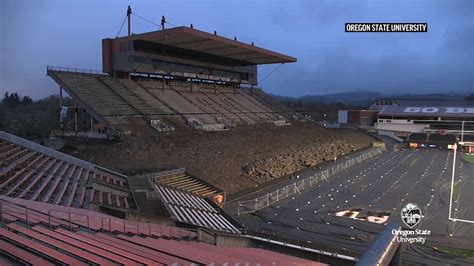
[270,91,473,107]
[299,90,384,106]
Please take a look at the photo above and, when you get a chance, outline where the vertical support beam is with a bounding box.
[161,76,165,92]
[251,84,254,96]
[59,86,64,131]
[83,109,86,131]
[74,103,78,132]
[161,15,166,30]
[59,86,63,107]
[214,82,217,94]
[190,80,193,93]
[90,114,93,133]
[233,83,236,95]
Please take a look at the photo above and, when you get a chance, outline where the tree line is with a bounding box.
[1,92,73,139]
[2,92,33,107]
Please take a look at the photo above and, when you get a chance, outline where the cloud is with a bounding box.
[0,0,472,99]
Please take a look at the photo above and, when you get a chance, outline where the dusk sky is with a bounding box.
[1,0,473,99]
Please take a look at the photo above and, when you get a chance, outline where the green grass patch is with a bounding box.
[452,184,460,200]
[462,154,474,164]
[434,245,474,258]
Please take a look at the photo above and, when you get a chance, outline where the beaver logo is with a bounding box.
[401,203,422,228]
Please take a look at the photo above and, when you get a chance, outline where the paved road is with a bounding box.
[236,148,474,265]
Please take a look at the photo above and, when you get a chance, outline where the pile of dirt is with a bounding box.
[64,121,374,195]
[243,139,355,182]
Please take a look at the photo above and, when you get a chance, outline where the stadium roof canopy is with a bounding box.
[379,106,474,118]
[113,26,297,65]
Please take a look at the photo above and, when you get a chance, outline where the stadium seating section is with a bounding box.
[407,133,428,141]
[428,134,456,142]
[463,135,474,142]
[0,196,320,265]
[48,69,292,133]
[155,185,239,233]
[0,132,136,210]
[153,169,219,197]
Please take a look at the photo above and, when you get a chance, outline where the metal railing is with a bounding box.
[237,147,385,215]
[48,209,90,232]
[0,200,197,240]
[100,217,196,239]
[246,228,361,261]
[0,200,89,231]
[47,65,109,76]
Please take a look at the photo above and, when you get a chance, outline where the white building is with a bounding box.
[375,106,474,137]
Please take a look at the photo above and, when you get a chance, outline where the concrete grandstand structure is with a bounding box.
[47,11,297,139]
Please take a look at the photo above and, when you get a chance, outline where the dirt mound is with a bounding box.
[243,139,355,182]
[64,121,374,195]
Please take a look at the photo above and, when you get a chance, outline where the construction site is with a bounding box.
[2,4,471,265]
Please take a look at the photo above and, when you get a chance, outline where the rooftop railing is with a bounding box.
[47,65,109,76]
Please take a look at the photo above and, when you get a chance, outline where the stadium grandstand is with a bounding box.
[47,6,296,139]
[0,131,332,263]
[0,131,136,213]
[0,131,245,234]
[0,6,409,265]
[339,98,474,143]
[0,196,322,265]
[375,106,474,137]
[406,132,457,149]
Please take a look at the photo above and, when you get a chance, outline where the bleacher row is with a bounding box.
[155,185,240,234]
[139,79,288,127]
[0,196,319,265]
[155,170,218,198]
[48,70,292,132]
[0,132,135,210]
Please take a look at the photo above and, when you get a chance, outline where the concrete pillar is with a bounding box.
[59,86,64,131]
[82,109,86,131]
[59,86,63,107]
[74,103,78,132]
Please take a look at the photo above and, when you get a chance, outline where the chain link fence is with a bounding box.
[237,147,385,215]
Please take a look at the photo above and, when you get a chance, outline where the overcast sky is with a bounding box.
[1,0,473,99]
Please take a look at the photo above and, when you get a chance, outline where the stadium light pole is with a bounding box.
[127,5,132,36]
[448,143,457,220]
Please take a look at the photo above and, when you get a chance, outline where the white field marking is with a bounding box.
[448,147,456,219]
[449,218,474,224]
[448,148,474,224]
